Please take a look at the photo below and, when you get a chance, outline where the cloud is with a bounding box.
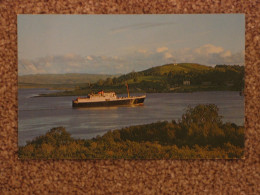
[173,44,244,66]
[164,52,173,59]
[86,56,93,61]
[138,49,147,54]
[18,55,86,75]
[18,44,244,75]
[64,53,77,59]
[220,50,232,58]
[110,22,175,34]
[45,62,52,67]
[19,59,47,75]
[156,47,168,53]
[194,44,224,55]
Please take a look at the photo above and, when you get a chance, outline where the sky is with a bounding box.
[18,14,245,75]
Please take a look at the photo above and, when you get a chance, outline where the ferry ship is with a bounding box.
[72,84,146,108]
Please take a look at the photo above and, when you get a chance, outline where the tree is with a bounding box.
[104,78,113,86]
[27,126,73,147]
[179,104,224,146]
[97,79,104,86]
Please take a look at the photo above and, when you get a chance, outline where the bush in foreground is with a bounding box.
[19,104,244,159]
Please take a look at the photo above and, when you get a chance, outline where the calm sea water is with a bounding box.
[18,89,244,146]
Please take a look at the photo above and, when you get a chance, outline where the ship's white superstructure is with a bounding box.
[72,84,146,108]
[77,92,118,103]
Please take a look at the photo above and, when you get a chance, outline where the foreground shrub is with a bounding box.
[19,104,244,159]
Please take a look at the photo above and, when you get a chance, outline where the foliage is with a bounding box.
[34,63,244,96]
[19,104,244,159]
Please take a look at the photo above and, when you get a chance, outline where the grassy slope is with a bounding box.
[118,63,211,86]
[141,63,212,75]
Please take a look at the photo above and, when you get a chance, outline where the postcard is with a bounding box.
[18,14,245,159]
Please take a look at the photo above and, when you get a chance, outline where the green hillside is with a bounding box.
[37,63,244,96]
[141,63,212,75]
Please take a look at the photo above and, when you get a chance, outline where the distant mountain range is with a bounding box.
[18,73,114,85]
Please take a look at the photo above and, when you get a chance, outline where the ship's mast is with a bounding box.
[125,83,130,98]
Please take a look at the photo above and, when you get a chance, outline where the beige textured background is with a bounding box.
[0,0,259,194]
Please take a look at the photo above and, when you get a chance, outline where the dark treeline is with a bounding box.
[167,65,244,89]
[19,104,244,159]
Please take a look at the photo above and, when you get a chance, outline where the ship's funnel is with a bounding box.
[125,83,130,98]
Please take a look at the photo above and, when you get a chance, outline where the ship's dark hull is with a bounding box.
[72,96,145,108]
